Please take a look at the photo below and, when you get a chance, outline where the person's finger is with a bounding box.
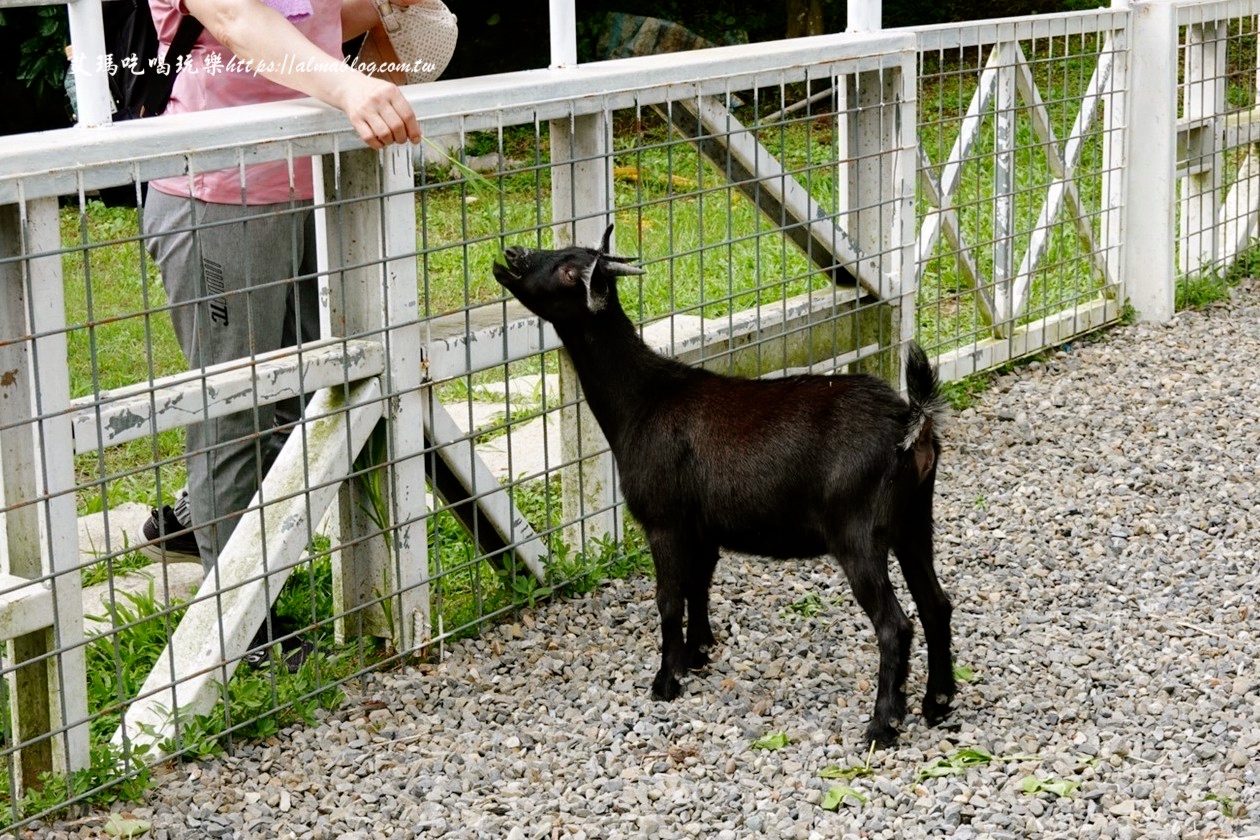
[355,113,389,149]
[381,89,421,145]
[374,96,420,146]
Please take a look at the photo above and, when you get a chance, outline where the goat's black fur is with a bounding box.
[493,226,954,746]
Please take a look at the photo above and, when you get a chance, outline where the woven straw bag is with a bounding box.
[355,0,458,85]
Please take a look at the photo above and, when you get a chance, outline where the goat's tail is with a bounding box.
[901,341,947,480]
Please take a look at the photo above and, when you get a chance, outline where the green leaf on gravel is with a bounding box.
[952,664,978,682]
[821,785,867,810]
[819,764,873,781]
[1020,775,1080,797]
[103,813,151,838]
[752,731,790,750]
[916,747,994,780]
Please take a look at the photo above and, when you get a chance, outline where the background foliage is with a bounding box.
[1,0,1103,135]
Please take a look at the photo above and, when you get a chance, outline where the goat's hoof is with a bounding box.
[651,673,682,701]
[922,692,955,726]
[687,647,711,671]
[864,721,900,749]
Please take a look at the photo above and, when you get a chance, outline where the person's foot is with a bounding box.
[242,620,316,673]
[139,504,200,561]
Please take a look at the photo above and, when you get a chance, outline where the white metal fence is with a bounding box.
[0,0,1255,826]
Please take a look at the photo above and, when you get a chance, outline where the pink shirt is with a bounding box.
[147,0,344,205]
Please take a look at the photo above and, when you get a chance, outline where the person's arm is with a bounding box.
[340,0,381,41]
[182,0,421,149]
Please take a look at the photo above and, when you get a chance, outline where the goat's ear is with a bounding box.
[580,253,611,313]
[556,253,611,313]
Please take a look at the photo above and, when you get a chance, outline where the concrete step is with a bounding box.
[76,503,203,635]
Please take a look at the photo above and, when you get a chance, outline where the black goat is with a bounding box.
[493,226,954,746]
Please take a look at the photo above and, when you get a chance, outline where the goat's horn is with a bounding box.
[601,260,646,277]
[599,223,615,254]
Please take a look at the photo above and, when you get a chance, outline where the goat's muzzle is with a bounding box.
[494,246,531,282]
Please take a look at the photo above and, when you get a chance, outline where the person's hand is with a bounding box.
[331,72,422,150]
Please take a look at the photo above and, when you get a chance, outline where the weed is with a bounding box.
[939,375,992,411]
[353,422,392,547]
[0,740,153,823]
[1205,792,1245,818]
[81,549,152,588]
[1176,270,1232,310]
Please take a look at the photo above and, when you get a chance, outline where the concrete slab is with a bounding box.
[81,564,204,636]
[478,412,562,482]
[77,502,154,559]
[77,502,205,635]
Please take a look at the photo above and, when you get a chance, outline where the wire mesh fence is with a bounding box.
[914,11,1129,379]
[2,31,920,824]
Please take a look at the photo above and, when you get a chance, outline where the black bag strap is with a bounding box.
[139,13,203,117]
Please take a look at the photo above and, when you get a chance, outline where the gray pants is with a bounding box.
[144,190,319,572]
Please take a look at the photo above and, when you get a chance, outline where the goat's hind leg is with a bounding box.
[683,546,719,670]
[893,486,955,726]
[831,530,913,747]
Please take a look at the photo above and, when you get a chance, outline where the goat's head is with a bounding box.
[493,224,645,324]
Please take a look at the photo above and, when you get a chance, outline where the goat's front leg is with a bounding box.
[647,528,692,700]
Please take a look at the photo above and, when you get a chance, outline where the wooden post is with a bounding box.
[993,44,1018,333]
[318,147,430,650]
[64,0,112,126]
[840,2,909,382]
[1179,22,1226,276]
[1123,0,1178,322]
[0,199,89,794]
[550,113,621,550]
[1102,2,1129,301]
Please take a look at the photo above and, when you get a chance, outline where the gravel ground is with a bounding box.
[38,281,1260,839]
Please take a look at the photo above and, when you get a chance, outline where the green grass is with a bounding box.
[80,550,151,588]
[1176,271,1234,310]
[1,558,347,821]
[1175,235,1260,310]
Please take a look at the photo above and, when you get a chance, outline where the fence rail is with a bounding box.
[1,0,1257,826]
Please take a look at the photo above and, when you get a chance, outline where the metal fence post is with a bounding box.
[1123,0,1178,322]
